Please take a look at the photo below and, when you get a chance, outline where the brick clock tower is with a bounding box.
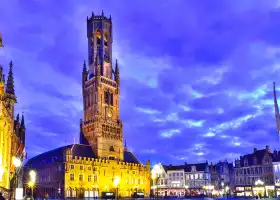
[80,12,124,160]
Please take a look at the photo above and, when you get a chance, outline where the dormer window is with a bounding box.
[244,159,248,167]
[191,166,197,172]
[253,157,257,165]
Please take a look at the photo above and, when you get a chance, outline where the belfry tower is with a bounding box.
[80,11,123,160]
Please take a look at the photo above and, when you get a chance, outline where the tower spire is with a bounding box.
[273,82,280,138]
[6,60,15,95]
[114,59,119,82]
[0,33,3,47]
[124,140,128,151]
[20,114,25,130]
[83,60,87,73]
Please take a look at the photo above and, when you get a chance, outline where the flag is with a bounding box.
[273,82,280,136]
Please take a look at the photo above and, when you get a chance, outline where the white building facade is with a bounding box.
[151,162,211,197]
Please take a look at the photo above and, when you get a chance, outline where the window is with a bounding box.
[79,174,83,181]
[88,175,92,182]
[80,166,83,170]
[88,167,91,171]
[70,165,74,169]
[94,175,97,182]
[104,33,108,47]
[96,30,101,45]
[70,174,74,181]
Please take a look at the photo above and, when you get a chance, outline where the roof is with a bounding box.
[162,162,209,173]
[25,144,141,168]
[238,148,273,167]
[124,151,141,164]
[25,145,72,168]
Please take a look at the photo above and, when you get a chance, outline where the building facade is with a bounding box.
[24,12,151,199]
[234,146,275,197]
[0,58,26,198]
[209,160,234,190]
[151,162,210,197]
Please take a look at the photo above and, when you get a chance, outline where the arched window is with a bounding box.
[104,32,108,47]
[110,93,113,105]
[96,30,101,45]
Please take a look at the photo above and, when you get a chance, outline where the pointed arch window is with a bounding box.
[104,32,108,47]
[110,93,113,105]
[96,30,101,45]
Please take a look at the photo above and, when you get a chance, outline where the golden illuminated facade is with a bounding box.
[0,56,25,198]
[24,12,151,199]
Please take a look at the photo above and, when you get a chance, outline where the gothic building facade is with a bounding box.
[24,12,151,198]
[0,57,26,198]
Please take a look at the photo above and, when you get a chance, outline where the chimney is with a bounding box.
[266,145,270,152]
[254,148,257,153]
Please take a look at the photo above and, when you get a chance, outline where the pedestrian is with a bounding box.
[0,192,5,200]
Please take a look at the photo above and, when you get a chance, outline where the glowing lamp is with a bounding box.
[113,176,120,187]
[255,179,264,186]
[29,170,36,182]
[12,157,21,168]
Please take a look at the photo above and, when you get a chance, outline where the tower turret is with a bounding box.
[273,82,280,139]
[5,61,16,118]
[0,66,5,94]
[0,33,3,47]
[6,61,15,96]
[20,114,25,145]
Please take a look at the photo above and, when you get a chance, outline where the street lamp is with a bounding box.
[113,176,120,199]
[28,170,36,199]
[10,157,22,200]
[151,164,163,199]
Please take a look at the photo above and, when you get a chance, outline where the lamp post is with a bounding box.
[10,156,22,200]
[113,176,120,200]
[28,170,36,199]
[151,164,163,200]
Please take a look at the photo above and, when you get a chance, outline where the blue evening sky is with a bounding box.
[1,0,280,165]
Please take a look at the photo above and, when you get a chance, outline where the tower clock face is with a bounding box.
[107,109,113,118]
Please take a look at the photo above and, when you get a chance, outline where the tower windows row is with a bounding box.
[104,91,113,105]
[95,30,108,47]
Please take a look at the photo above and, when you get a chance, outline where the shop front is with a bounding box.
[235,186,252,197]
[252,186,265,197]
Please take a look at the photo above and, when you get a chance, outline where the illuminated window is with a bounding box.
[70,174,74,181]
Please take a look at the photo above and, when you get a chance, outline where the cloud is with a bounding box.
[2,0,280,164]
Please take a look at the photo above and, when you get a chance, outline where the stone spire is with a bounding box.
[6,60,15,96]
[20,114,25,130]
[114,59,119,82]
[273,82,280,138]
[124,140,128,151]
[0,33,3,47]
